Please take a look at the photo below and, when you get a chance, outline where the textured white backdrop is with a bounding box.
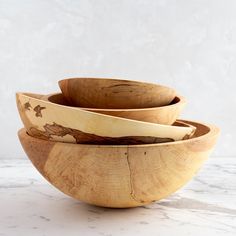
[0,0,235,158]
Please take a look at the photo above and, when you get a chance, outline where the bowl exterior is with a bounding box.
[59,78,176,109]
[87,102,185,125]
[18,122,219,208]
[16,93,194,144]
[43,93,186,125]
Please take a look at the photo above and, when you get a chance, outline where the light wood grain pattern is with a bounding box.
[43,93,186,125]
[16,93,195,144]
[18,120,220,208]
[59,78,176,109]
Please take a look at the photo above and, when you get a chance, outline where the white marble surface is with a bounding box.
[0,157,235,236]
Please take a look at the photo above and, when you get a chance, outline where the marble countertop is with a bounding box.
[0,157,235,236]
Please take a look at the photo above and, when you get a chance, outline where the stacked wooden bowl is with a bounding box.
[16,78,220,208]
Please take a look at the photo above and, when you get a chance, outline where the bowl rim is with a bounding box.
[16,92,194,134]
[44,92,186,111]
[18,119,220,148]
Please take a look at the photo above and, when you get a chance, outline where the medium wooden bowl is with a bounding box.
[16,93,195,144]
[18,120,219,208]
[58,78,176,109]
[43,93,186,125]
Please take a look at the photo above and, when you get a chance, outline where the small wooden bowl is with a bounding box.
[43,93,186,125]
[58,78,176,109]
[16,93,195,144]
[18,120,220,208]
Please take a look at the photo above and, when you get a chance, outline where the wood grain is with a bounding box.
[59,78,176,109]
[44,93,186,125]
[16,92,195,144]
[18,120,220,208]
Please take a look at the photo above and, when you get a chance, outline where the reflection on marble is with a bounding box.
[0,157,235,236]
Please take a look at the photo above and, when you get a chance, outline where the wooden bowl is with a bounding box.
[16,93,195,144]
[18,120,220,208]
[43,93,186,125]
[58,78,176,109]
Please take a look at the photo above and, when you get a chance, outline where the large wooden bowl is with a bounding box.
[16,93,195,144]
[58,78,176,109]
[18,120,219,208]
[43,93,186,125]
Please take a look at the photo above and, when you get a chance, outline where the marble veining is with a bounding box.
[0,157,235,236]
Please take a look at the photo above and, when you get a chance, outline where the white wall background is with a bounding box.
[0,0,235,158]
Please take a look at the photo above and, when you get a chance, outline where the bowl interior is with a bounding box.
[45,93,181,111]
[184,120,210,139]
